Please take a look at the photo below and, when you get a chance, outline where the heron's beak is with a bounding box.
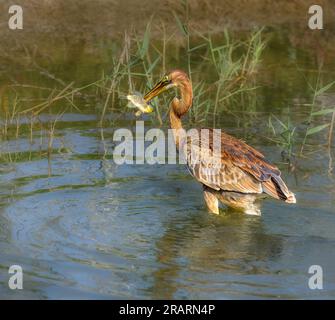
[144,80,171,102]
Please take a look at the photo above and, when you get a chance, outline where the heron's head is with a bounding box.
[143,69,189,105]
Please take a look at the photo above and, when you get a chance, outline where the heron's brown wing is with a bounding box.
[182,129,295,202]
[184,143,263,194]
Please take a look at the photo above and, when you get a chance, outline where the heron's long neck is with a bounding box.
[169,81,192,148]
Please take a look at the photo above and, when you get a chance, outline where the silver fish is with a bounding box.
[127,92,154,116]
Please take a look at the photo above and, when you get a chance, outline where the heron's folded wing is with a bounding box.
[183,135,263,194]
[182,129,293,200]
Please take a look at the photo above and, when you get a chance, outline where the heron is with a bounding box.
[143,69,296,215]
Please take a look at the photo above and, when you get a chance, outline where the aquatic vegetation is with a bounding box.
[0,19,333,172]
[109,22,267,127]
[299,77,335,155]
[268,113,297,159]
[267,71,335,162]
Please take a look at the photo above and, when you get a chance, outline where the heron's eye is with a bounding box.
[162,75,169,82]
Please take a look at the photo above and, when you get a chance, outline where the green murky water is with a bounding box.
[0,28,334,299]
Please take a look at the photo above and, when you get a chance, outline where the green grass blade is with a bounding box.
[173,11,188,36]
[311,108,335,116]
[306,123,330,136]
[315,81,335,96]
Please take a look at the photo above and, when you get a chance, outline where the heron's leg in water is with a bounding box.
[203,185,219,214]
[217,191,261,216]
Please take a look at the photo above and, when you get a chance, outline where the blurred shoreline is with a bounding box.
[0,0,334,72]
[0,1,334,39]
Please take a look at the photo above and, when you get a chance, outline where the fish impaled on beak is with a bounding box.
[127,92,154,115]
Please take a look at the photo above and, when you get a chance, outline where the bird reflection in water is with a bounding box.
[149,210,283,299]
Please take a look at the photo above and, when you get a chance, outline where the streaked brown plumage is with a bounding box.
[144,69,296,215]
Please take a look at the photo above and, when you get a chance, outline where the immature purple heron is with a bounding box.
[143,69,296,215]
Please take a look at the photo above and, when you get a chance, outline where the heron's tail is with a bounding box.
[262,176,296,204]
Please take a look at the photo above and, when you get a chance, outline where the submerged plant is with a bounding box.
[299,77,335,155]
[0,22,268,164]
[268,113,296,159]
[266,69,335,166]
[115,21,266,127]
